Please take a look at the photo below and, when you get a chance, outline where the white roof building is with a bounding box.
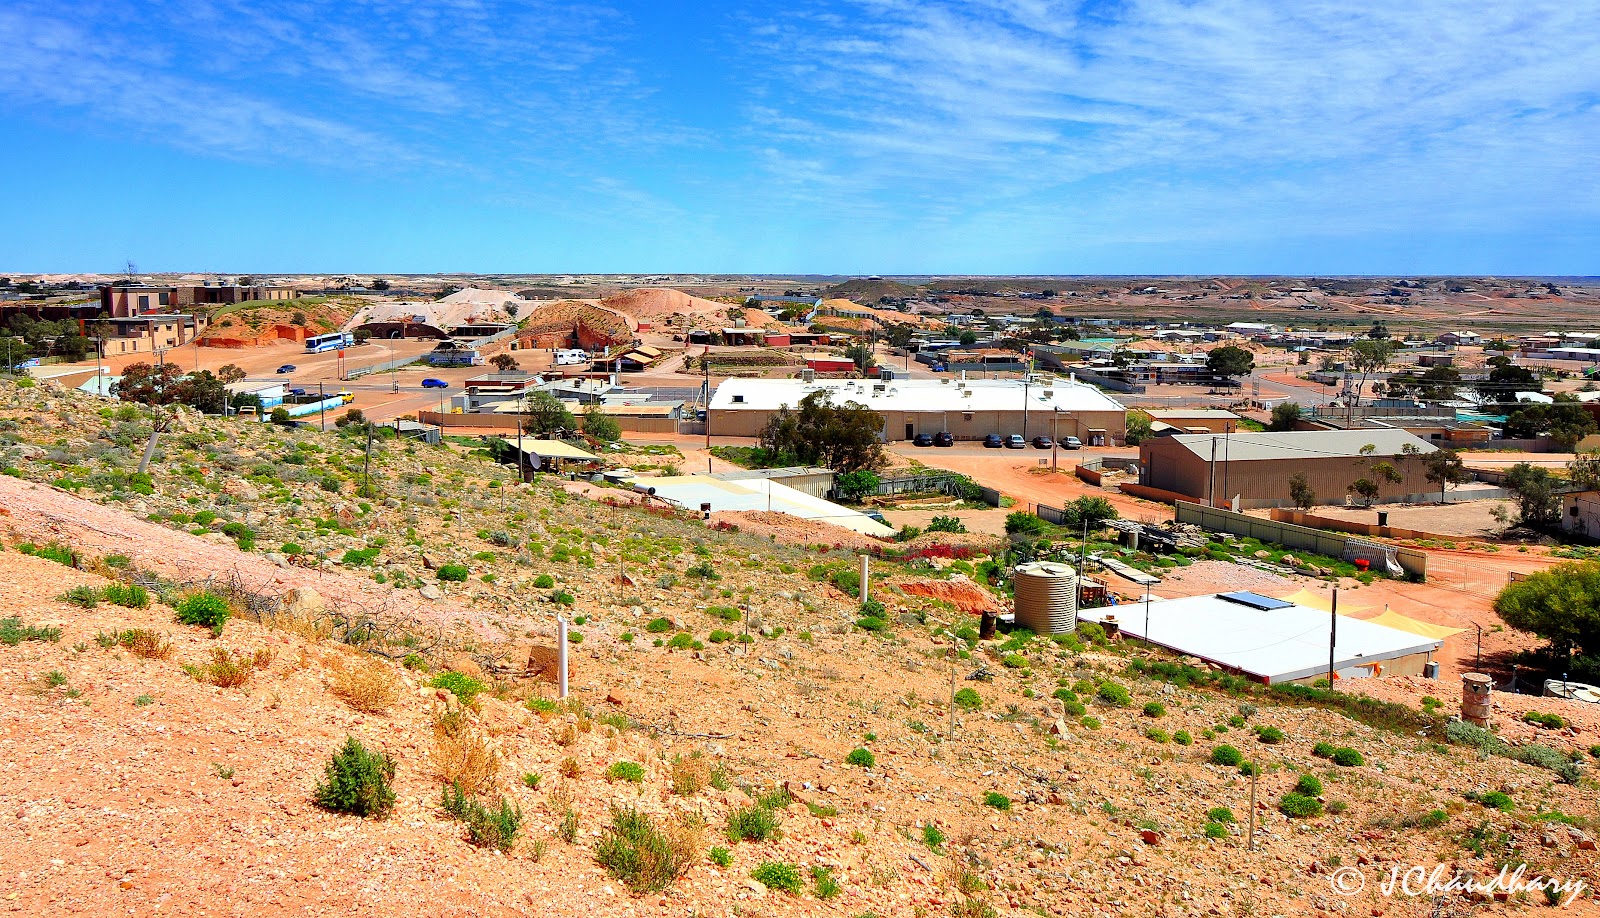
[708,377,1125,414]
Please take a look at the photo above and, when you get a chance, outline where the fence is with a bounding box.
[417,411,680,435]
[866,473,975,500]
[1174,501,1427,579]
[345,354,420,379]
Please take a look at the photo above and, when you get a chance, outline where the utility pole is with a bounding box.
[1222,421,1232,510]
[319,382,326,431]
[1327,587,1339,690]
[1248,770,1257,851]
[1208,437,1218,508]
[1051,407,1059,470]
[1143,581,1152,645]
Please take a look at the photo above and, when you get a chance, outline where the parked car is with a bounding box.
[1059,436,1083,449]
[912,433,935,447]
[864,510,888,525]
[933,431,954,447]
[1005,434,1027,449]
[288,387,307,397]
[1031,435,1054,449]
[983,434,1004,449]
[930,364,946,372]
[421,378,449,389]
[275,364,296,374]
[337,390,355,404]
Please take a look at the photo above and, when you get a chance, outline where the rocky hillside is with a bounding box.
[0,378,1596,916]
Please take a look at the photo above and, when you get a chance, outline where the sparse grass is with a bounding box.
[726,802,782,843]
[983,792,1011,811]
[314,736,396,818]
[595,805,701,894]
[607,761,646,783]
[101,583,150,608]
[59,585,99,608]
[330,657,400,714]
[922,823,946,849]
[182,647,260,687]
[811,865,842,899]
[671,752,711,796]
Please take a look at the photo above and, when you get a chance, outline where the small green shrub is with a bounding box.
[1311,741,1336,759]
[1278,792,1323,818]
[607,761,646,783]
[1417,809,1449,829]
[59,585,100,608]
[922,823,946,848]
[709,846,732,867]
[1479,791,1514,812]
[594,805,695,893]
[1203,821,1228,839]
[645,617,675,633]
[1081,715,1101,729]
[954,688,982,710]
[1173,730,1193,746]
[174,592,232,629]
[1096,681,1131,707]
[0,617,63,645]
[1144,728,1169,743]
[429,671,487,706]
[1142,701,1165,717]
[751,861,802,896]
[726,804,781,842]
[533,574,555,588]
[1209,745,1243,767]
[440,782,523,851]
[1206,806,1235,824]
[1331,747,1365,767]
[1256,726,1285,744]
[313,736,396,818]
[101,583,149,609]
[436,564,470,582]
[666,632,695,650]
[1294,774,1324,797]
[845,747,876,767]
[810,865,842,899]
[982,792,1011,811]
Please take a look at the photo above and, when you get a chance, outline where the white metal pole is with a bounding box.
[557,615,569,699]
[859,554,870,605]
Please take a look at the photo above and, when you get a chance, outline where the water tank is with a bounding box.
[1012,561,1079,635]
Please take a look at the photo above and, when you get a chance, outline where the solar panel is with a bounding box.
[1217,591,1293,611]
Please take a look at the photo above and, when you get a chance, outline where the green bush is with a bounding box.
[856,616,889,632]
[533,574,556,588]
[1311,741,1336,759]
[174,592,232,629]
[982,792,1011,811]
[1144,728,1169,743]
[1000,653,1027,669]
[709,846,732,867]
[1207,806,1235,824]
[645,617,675,633]
[708,629,734,643]
[429,671,486,706]
[1142,701,1165,717]
[595,805,694,893]
[1051,687,1078,703]
[1278,792,1323,818]
[810,864,842,899]
[726,803,781,842]
[1081,715,1101,729]
[1479,791,1514,812]
[1096,681,1132,707]
[1294,774,1324,797]
[1331,747,1365,767]
[1417,809,1450,829]
[752,861,803,895]
[59,585,99,608]
[1522,711,1566,729]
[1256,726,1285,744]
[666,632,695,650]
[1203,821,1228,839]
[921,823,946,848]
[954,688,982,710]
[101,583,149,609]
[1508,744,1581,784]
[1004,511,1047,536]
[313,736,396,818]
[440,782,523,851]
[1063,700,1087,716]
[1210,745,1243,767]
[1173,730,1192,746]
[706,605,742,621]
[607,761,646,783]
[926,515,967,534]
[0,617,63,645]
[436,564,470,582]
[845,747,876,767]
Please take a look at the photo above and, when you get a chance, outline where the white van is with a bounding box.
[554,349,589,366]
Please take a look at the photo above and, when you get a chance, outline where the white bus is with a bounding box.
[305,332,355,353]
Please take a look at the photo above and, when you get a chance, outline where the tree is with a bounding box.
[1206,346,1254,379]
[1503,394,1597,450]
[1124,411,1152,445]
[1345,339,1398,406]
[490,353,520,372]
[843,343,876,373]
[1064,496,1118,529]
[522,391,576,437]
[1494,561,1600,662]
[958,330,979,346]
[1476,361,1540,407]
[113,363,188,473]
[1267,402,1302,431]
[1288,473,1316,509]
[1365,321,1391,340]
[1423,449,1469,502]
[835,470,880,501]
[581,405,620,443]
[217,364,246,384]
[371,279,391,291]
[759,390,887,474]
[1504,462,1562,530]
[1570,453,1600,492]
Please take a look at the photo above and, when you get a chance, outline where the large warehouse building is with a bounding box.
[707,377,1127,443]
[1138,428,1438,509]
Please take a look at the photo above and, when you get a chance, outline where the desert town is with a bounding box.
[1,272,1599,915]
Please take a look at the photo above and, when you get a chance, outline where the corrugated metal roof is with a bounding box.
[710,377,1125,413]
[1145,409,1241,420]
[1078,593,1442,683]
[516,440,597,460]
[1164,429,1436,462]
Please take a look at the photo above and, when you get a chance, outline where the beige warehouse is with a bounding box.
[1139,429,1439,509]
[707,377,1128,443]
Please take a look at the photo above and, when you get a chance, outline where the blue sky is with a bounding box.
[2,0,1597,274]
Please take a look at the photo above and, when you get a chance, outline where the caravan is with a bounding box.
[554,349,590,367]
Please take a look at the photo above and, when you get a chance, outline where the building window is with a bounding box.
[159,292,170,306]
[138,295,149,309]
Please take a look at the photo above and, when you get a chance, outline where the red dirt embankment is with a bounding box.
[896,576,1003,614]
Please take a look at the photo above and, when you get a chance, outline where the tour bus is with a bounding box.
[554,349,590,366]
[305,332,355,354]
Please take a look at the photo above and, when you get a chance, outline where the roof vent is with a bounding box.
[731,395,744,404]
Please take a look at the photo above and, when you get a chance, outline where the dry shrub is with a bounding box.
[545,783,573,816]
[252,648,275,670]
[119,628,173,660]
[431,709,500,794]
[555,724,578,747]
[260,608,333,643]
[330,657,400,714]
[559,756,581,779]
[670,752,711,796]
[185,648,254,688]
